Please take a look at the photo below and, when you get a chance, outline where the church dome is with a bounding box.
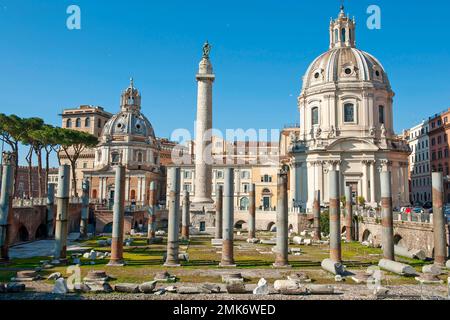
[301,6,391,93]
[101,79,158,146]
[302,47,390,91]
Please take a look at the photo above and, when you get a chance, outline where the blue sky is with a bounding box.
[1,0,449,166]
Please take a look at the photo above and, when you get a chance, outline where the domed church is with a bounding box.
[288,6,410,211]
[84,79,163,206]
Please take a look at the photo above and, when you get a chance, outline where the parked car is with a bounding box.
[412,207,424,214]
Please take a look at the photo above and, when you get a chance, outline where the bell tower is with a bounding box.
[329,5,356,49]
[120,78,142,112]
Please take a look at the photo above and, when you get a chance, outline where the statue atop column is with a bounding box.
[202,41,211,59]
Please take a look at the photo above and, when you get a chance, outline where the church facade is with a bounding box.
[287,7,410,211]
[84,80,164,207]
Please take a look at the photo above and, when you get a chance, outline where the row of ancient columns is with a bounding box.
[293,159,412,210]
[321,169,448,274]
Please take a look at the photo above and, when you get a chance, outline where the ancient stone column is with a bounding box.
[80,179,89,239]
[432,172,447,266]
[0,154,13,261]
[313,190,321,241]
[220,168,235,267]
[215,185,223,239]
[380,171,394,261]
[192,42,215,205]
[181,190,190,240]
[370,161,376,204]
[345,186,354,242]
[54,165,70,262]
[165,167,181,267]
[46,183,55,238]
[108,165,126,266]
[147,181,157,243]
[248,183,256,240]
[273,169,290,268]
[329,170,341,263]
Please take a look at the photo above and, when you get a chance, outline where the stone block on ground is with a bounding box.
[307,285,335,295]
[415,273,444,284]
[114,283,140,293]
[12,270,39,282]
[200,283,221,294]
[177,286,202,294]
[253,278,269,295]
[287,272,311,283]
[154,271,177,282]
[246,238,260,244]
[52,278,68,294]
[47,272,62,280]
[292,236,304,245]
[139,281,157,293]
[378,259,418,276]
[222,273,243,283]
[422,264,444,276]
[83,270,110,283]
[226,280,246,294]
[88,282,113,293]
[321,259,345,275]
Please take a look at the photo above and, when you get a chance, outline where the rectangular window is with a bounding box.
[344,103,355,123]
[379,105,385,124]
[312,107,319,126]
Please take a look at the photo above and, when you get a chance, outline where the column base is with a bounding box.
[219,263,237,268]
[163,262,181,267]
[107,260,125,267]
[272,262,291,269]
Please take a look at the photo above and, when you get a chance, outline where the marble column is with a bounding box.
[215,185,223,240]
[0,153,13,261]
[147,181,157,243]
[192,42,215,205]
[370,161,376,204]
[273,169,290,268]
[108,166,126,266]
[432,172,447,266]
[362,161,369,202]
[220,168,235,267]
[165,167,181,267]
[181,191,190,240]
[46,183,55,238]
[54,165,70,262]
[329,170,342,263]
[289,164,296,207]
[248,184,256,239]
[381,171,394,261]
[80,179,89,239]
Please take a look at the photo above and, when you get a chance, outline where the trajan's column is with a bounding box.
[192,41,215,205]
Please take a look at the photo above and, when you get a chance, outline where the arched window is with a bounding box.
[379,105,385,124]
[239,197,249,210]
[111,152,120,165]
[137,152,143,162]
[130,190,136,200]
[85,117,91,127]
[341,28,346,42]
[97,119,102,128]
[92,189,98,199]
[334,29,339,43]
[311,107,319,126]
[66,119,72,128]
[75,118,81,128]
[344,103,355,123]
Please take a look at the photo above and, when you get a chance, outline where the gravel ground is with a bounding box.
[0,282,447,301]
